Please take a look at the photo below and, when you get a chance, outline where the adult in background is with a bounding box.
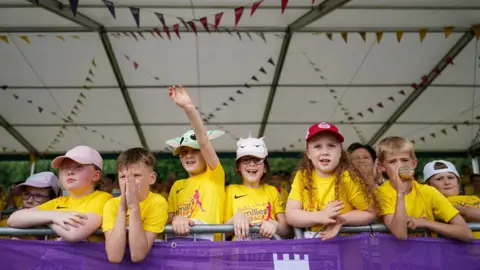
[347,143,383,186]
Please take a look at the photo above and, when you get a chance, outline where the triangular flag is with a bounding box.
[155,13,166,28]
[88,69,94,77]
[177,17,189,31]
[229,97,235,102]
[377,102,383,108]
[368,108,374,113]
[102,0,116,18]
[92,58,96,67]
[222,102,228,107]
[234,6,244,28]
[246,32,253,41]
[80,93,86,99]
[281,0,288,14]
[72,35,80,39]
[396,31,403,43]
[421,75,429,84]
[347,117,354,121]
[57,36,65,42]
[326,33,332,40]
[359,32,366,42]
[71,110,78,116]
[83,85,90,90]
[441,129,447,135]
[164,27,171,40]
[430,133,436,138]
[375,32,383,43]
[268,58,275,66]
[214,12,223,31]
[0,36,8,44]
[130,7,140,28]
[173,24,180,38]
[444,56,454,65]
[473,25,480,40]
[443,26,454,38]
[236,32,242,40]
[251,76,259,82]
[200,17,210,33]
[251,0,263,16]
[154,28,163,38]
[69,0,79,17]
[188,21,197,35]
[452,125,458,131]
[259,67,267,74]
[138,32,146,40]
[73,105,80,111]
[398,90,406,95]
[2,147,6,152]
[236,90,243,94]
[256,32,267,43]
[20,36,30,44]
[27,100,33,104]
[244,84,251,88]
[130,32,138,41]
[329,89,335,93]
[38,107,43,113]
[133,62,139,70]
[419,28,428,42]
[13,94,18,99]
[388,96,395,102]
[86,77,93,83]
[358,112,363,117]
[420,137,425,142]
[341,32,348,43]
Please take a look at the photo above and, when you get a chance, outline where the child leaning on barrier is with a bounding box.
[424,160,480,239]
[285,122,378,240]
[375,137,473,242]
[7,145,112,242]
[102,148,168,263]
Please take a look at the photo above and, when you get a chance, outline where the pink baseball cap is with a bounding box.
[51,145,103,170]
[15,172,60,196]
[305,122,344,142]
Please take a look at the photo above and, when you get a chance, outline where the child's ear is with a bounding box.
[93,170,102,182]
[412,158,419,169]
[150,172,157,185]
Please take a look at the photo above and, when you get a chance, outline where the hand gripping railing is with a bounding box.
[0,225,282,240]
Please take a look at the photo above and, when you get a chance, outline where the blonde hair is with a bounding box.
[376,136,416,163]
[295,150,378,211]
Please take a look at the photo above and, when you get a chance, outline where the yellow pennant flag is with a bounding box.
[419,28,428,42]
[443,27,454,38]
[358,32,366,42]
[326,33,333,41]
[473,25,480,40]
[341,32,348,43]
[396,31,404,43]
[20,36,30,44]
[56,36,65,42]
[72,35,80,40]
[375,32,383,44]
[92,58,97,67]
[0,35,9,44]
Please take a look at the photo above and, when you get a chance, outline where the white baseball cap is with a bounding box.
[423,160,460,181]
[15,171,60,196]
[236,132,268,160]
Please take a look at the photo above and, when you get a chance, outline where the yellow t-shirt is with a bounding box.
[377,180,459,236]
[37,190,112,242]
[224,184,284,240]
[102,192,168,234]
[289,170,370,232]
[448,195,480,239]
[277,187,289,205]
[168,163,225,240]
[13,196,22,209]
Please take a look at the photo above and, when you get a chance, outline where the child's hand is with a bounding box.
[407,217,428,230]
[319,216,345,241]
[172,215,194,236]
[391,165,409,194]
[52,211,88,230]
[125,170,140,210]
[233,212,251,239]
[168,85,195,109]
[259,219,278,239]
[316,200,344,224]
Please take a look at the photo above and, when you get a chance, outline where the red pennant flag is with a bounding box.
[69,0,79,17]
[411,83,418,90]
[164,27,171,40]
[173,24,180,38]
[234,7,244,29]
[200,17,210,33]
[444,56,454,65]
[133,62,139,70]
[421,75,429,84]
[188,21,197,35]
[214,12,223,31]
[251,0,263,16]
[433,66,440,74]
[312,0,316,4]
[129,7,140,28]
[281,0,289,14]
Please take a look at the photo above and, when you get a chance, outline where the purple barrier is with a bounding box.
[1,233,480,270]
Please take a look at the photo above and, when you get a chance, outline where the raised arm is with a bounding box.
[168,85,219,170]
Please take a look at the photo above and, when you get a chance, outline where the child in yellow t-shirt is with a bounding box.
[423,160,480,239]
[270,171,290,204]
[375,137,472,242]
[286,122,377,240]
[165,85,225,241]
[102,148,168,263]
[224,134,290,240]
[7,145,112,242]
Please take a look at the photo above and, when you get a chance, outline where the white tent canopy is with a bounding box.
[0,0,479,159]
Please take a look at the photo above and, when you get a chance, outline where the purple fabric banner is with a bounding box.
[1,233,480,269]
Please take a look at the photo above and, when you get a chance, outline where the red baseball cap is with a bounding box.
[305,122,344,142]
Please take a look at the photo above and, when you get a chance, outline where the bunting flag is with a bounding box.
[123,54,161,81]
[396,31,403,43]
[251,0,263,16]
[0,35,8,44]
[130,7,140,28]
[102,0,115,18]
[188,21,198,35]
[419,28,428,42]
[234,7,244,29]
[20,36,30,44]
[281,0,289,14]
[214,13,223,31]
[69,0,79,17]
[173,24,180,38]
[200,17,210,33]
[155,13,167,28]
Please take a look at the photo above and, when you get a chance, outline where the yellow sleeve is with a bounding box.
[167,182,178,214]
[208,162,225,186]
[280,188,289,203]
[288,171,304,203]
[102,198,119,232]
[37,197,60,210]
[376,185,395,217]
[344,175,370,211]
[88,192,113,216]
[223,186,234,222]
[143,195,169,233]
[429,187,459,222]
[271,187,285,215]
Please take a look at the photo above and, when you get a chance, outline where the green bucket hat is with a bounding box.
[165,130,225,156]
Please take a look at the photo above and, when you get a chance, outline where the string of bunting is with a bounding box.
[123,54,160,81]
[1,145,17,153]
[314,25,480,43]
[0,35,81,45]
